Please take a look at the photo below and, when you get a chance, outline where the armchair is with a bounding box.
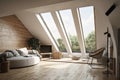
[89,47,105,68]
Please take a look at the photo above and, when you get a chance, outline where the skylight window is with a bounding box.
[36,5,96,55]
[59,9,81,52]
[40,12,67,52]
[79,6,96,52]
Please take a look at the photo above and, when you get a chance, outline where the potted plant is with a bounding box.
[27,37,40,50]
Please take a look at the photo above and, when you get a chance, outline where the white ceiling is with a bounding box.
[0,0,73,17]
[99,0,120,28]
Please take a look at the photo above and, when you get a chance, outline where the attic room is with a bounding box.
[0,0,120,80]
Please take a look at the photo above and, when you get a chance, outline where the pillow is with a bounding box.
[33,50,37,54]
[17,48,28,56]
[5,50,20,57]
[12,50,20,56]
[28,50,37,55]
[16,50,25,56]
[28,50,33,54]
[32,50,42,58]
[5,50,15,56]
[5,52,14,58]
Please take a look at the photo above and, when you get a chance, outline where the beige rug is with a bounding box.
[41,58,97,64]
[41,58,105,69]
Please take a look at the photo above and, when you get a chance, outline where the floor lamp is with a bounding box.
[104,28,111,78]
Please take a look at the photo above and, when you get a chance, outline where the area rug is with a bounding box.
[41,58,96,64]
[41,58,105,69]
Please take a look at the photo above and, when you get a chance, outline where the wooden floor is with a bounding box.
[0,61,115,80]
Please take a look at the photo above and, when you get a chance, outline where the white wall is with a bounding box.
[98,0,120,79]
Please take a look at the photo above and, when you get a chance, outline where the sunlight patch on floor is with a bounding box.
[45,63,70,69]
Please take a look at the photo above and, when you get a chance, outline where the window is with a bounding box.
[37,6,96,54]
[59,9,81,52]
[40,12,67,52]
[79,6,96,52]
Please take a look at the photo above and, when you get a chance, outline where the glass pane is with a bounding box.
[79,6,96,52]
[41,12,67,52]
[59,9,81,52]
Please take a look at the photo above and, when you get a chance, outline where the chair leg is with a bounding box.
[90,58,93,68]
[89,58,105,69]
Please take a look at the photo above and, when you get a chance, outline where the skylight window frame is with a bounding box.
[57,11,72,47]
[55,11,72,54]
[78,6,96,52]
[58,9,81,52]
[71,8,86,54]
[36,14,59,51]
[39,13,59,46]
[39,12,67,52]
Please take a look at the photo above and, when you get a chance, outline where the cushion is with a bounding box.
[28,50,41,58]
[5,50,15,56]
[5,52,14,58]
[17,50,26,56]
[12,50,20,56]
[33,50,41,57]
[17,48,28,56]
[5,50,20,57]
[28,50,33,54]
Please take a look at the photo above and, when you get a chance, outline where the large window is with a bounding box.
[59,9,81,52]
[79,6,96,52]
[37,5,96,54]
[40,12,67,52]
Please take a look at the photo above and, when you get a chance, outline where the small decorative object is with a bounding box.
[27,37,40,50]
[72,56,80,60]
[52,52,62,59]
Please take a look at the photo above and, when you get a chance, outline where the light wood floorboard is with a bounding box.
[0,61,115,80]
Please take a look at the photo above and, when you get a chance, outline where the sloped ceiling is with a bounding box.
[109,5,120,28]
[16,0,111,50]
[16,11,52,45]
[0,0,73,17]
[99,0,120,28]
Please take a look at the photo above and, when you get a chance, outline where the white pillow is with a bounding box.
[18,47,28,56]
